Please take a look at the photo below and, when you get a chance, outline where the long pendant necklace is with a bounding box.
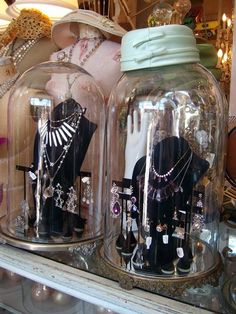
[64,37,104,99]
[41,103,85,200]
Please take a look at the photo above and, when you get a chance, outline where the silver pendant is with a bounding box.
[43,183,54,200]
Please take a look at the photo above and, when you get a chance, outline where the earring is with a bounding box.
[82,176,93,205]
[54,183,64,208]
[145,236,152,250]
[65,186,77,213]
[192,213,205,232]
[192,193,205,232]
[196,193,203,208]
[129,196,138,216]
[110,182,121,217]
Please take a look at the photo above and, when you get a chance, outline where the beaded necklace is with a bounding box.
[61,37,104,99]
[151,148,191,182]
[0,39,39,99]
[0,38,39,68]
[147,151,193,202]
[41,102,86,200]
[56,37,104,66]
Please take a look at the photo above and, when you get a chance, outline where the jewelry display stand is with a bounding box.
[0,60,105,251]
[103,25,227,296]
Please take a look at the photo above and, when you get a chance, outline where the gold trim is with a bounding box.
[96,248,222,296]
[222,278,236,312]
[0,217,102,252]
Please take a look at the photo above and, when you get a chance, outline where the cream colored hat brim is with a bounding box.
[52,9,127,48]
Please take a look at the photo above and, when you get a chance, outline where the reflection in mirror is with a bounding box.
[223,117,236,225]
[226,126,236,187]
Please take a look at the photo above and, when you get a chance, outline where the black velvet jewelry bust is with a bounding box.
[32,98,97,239]
[131,136,209,274]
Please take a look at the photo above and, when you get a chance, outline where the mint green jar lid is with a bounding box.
[120,25,200,72]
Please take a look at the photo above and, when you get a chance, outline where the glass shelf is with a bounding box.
[0,220,235,313]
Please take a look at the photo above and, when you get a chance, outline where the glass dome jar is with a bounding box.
[104,25,227,287]
[1,61,105,250]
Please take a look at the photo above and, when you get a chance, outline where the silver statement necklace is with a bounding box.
[41,103,86,200]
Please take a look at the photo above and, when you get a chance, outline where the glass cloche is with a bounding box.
[104,25,228,289]
[1,61,105,249]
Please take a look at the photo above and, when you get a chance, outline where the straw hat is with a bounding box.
[52,9,127,48]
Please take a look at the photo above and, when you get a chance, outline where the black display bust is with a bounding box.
[131,136,209,274]
[32,98,97,239]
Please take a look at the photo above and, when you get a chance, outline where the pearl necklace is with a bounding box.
[0,39,39,67]
[0,39,38,98]
[152,148,191,182]
[56,37,104,66]
[62,37,104,99]
[0,72,19,99]
[147,151,193,202]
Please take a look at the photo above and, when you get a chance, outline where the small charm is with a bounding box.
[43,183,54,200]
[57,51,68,62]
[145,236,152,249]
[156,223,163,232]
[163,233,169,244]
[192,213,205,232]
[177,247,184,258]
[54,183,64,208]
[110,183,121,217]
[129,196,139,220]
[197,193,203,208]
[65,186,77,213]
[82,176,93,205]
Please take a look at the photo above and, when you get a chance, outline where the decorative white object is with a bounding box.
[6,0,78,21]
[0,2,11,32]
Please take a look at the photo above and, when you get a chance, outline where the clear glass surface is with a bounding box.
[105,63,227,278]
[4,61,105,245]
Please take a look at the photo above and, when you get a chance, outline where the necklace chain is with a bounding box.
[42,109,83,180]
[0,39,39,67]
[147,151,193,202]
[56,37,104,65]
[152,148,191,182]
[0,39,39,99]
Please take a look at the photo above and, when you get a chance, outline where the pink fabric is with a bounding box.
[50,40,122,101]
[0,137,7,145]
[0,183,3,206]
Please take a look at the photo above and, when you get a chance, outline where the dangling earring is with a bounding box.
[110,182,121,217]
[82,176,93,205]
[65,186,77,213]
[54,183,64,208]
[192,193,205,232]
